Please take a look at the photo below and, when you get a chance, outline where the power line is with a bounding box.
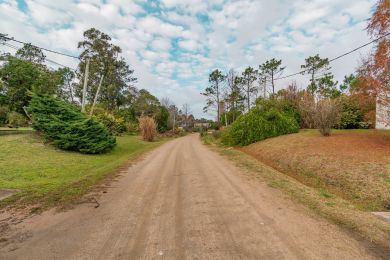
[1,42,77,71]
[274,32,390,81]
[0,33,79,59]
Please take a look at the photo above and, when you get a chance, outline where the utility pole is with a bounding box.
[90,74,104,117]
[81,59,90,113]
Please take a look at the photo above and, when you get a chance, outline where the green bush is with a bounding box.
[222,100,299,146]
[212,130,222,139]
[28,93,116,154]
[335,95,373,129]
[91,107,127,135]
[7,111,28,128]
[0,106,9,125]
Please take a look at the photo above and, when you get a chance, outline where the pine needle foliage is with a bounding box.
[28,93,116,154]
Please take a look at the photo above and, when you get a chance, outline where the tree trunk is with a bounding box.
[216,82,220,123]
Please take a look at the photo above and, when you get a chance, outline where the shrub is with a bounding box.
[138,116,157,142]
[212,130,222,139]
[314,99,340,136]
[28,93,116,154]
[298,92,316,128]
[222,100,299,146]
[7,111,28,128]
[125,121,139,134]
[0,106,9,125]
[155,106,170,133]
[335,95,374,129]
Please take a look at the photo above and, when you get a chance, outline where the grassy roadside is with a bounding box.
[201,133,390,254]
[0,132,169,210]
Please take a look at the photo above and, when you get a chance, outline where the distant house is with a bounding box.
[376,92,390,129]
[194,122,210,128]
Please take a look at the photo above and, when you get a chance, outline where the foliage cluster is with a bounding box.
[222,99,299,146]
[28,93,116,154]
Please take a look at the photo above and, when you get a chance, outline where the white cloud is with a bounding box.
[0,0,377,118]
[178,39,200,51]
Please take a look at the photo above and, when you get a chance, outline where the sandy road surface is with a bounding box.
[0,134,378,259]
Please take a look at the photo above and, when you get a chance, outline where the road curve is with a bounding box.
[0,134,377,259]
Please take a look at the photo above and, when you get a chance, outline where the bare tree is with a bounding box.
[314,99,340,136]
[182,103,191,128]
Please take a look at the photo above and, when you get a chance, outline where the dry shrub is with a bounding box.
[298,92,316,128]
[314,99,340,136]
[138,116,157,142]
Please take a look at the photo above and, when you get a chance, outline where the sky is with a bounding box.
[0,0,378,118]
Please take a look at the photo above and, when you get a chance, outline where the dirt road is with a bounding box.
[0,134,379,259]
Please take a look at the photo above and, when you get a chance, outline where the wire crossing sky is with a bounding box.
[0,0,377,118]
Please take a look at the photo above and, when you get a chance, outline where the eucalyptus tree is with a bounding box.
[76,28,136,111]
[16,43,46,64]
[202,69,226,123]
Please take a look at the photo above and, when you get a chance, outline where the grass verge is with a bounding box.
[0,132,168,209]
[201,133,390,255]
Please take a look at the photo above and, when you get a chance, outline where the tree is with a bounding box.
[76,28,136,111]
[238,67,257,111]
[301,54,330,94]
[259,58,285,95]
[339,74,358,93]
[155,105,169,132]
[57,68,76,103]
[16,43,45,64]
[202,69,225,123]
[316,73,340,98]
[181,103,191,128]
[359,0,389,125]
[133,89,160,116]
[0,56,63,113]
[224,69,245,123]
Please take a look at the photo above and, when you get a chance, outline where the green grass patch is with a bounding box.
[0,132,167,209]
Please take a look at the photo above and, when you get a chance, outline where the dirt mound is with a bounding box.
[240,130,390,211]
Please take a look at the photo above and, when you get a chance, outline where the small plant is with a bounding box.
[212,130,222,139]
[314,99,340,136]
[7,111,28,128]
[139,116,157,142]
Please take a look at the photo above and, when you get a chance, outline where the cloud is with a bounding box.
[0,0,377,118]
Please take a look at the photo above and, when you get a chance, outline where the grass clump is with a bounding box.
[139,116,157,142]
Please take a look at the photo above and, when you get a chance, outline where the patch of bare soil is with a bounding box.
[240,130,390,211]
[0,134,381,259]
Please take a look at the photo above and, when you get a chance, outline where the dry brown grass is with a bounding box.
[239,129,390,211]
[138,116,157,142]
